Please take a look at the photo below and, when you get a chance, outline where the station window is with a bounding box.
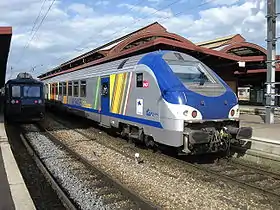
[59,83,63,95]
[68,81,72,97]
[136,73,143,87]
[62,82,67,96]
[73,81,79,97]
[80,80,86,97]
[11,85,21,98]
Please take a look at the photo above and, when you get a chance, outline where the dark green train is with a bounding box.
[4,72,45,122]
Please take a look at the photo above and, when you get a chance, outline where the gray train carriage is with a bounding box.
[41,50,252,155]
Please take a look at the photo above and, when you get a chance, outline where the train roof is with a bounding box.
[5,72,43,85]
[6,77,43,85]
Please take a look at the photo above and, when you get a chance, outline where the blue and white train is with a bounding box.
[41,50,252,155]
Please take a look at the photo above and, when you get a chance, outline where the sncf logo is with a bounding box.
[143,80,149,88]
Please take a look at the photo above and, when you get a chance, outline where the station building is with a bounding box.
[38,22,280,106]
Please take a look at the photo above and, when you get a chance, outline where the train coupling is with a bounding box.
[224,126,253,140]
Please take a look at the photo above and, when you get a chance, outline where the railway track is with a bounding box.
[20,123,158,210]
[20,126,76,210]
[46,111,280,201]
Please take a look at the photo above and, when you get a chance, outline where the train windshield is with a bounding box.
[23,86,41,97]
[11,85,21,97]
[167,60,219,85]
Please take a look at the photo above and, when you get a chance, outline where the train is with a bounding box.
[4,72,45,122]
[41,50,253,155]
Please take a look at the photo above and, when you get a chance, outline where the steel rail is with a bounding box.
[35,121,159,210]
[19,131,77,210]
[46,111,280,200]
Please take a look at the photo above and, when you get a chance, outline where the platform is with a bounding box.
[240,105,280,117]
[0,115,35,210]
[235,114,280,169]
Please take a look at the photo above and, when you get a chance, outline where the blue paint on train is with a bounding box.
[138,51,238,120]
[64,104,163,128]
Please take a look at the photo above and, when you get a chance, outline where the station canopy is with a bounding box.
[0,27,12,87]
[38,22,279,80]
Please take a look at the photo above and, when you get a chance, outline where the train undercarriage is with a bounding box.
[182,120,253,155]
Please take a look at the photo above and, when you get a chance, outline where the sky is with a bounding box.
[1,0,279,80]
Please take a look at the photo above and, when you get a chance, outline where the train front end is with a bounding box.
[160,52,253,155]
[4,73,45,122]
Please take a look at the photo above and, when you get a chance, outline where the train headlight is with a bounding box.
[230,109,235,116]
[11,100,15,104]
[38,99,42,104]
[228,104,239,119]
[183,110,188,116]
[192,110,197,118]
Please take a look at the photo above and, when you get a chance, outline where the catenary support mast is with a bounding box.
[265,0,277,124]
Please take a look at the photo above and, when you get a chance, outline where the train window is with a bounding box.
[59,83,63,95]
[174,52,184,61]
[68,82,72,97]
[80,80,86,97]
[11,86,21,97]
[62,82,66,96]
[55,83,58,95]
[68,82,72,96]
[23,86,41,97]
[136,73,143,87]
[73,81,79,97]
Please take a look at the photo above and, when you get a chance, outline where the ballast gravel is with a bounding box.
[42,116,280,210]
[22,124,136,210]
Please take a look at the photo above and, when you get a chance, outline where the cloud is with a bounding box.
[2,0,277,81]
[210,0,241,6]
[95,1,109,6]
[118,3,173,18]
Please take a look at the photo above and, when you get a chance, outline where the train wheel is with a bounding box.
[144,135,155,149]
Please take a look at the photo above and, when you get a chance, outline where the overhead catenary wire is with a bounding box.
[8,0,47,80]
[74,0,145,51]
[51,0,185,66]
[37,0,217,73]
[16,0,57,65]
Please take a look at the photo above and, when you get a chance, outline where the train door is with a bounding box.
[100,77,110,127]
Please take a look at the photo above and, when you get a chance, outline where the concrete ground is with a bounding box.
[0,115,35,210]
[240,114,280,141]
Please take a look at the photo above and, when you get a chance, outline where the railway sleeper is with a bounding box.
[96,187,118,197]
[266,183,280,190]
[228,171,255,178]
[104,199,137,210]
[101,193,126,205]
[245,175,268,183]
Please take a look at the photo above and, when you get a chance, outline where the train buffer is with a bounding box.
[0,114,35,210]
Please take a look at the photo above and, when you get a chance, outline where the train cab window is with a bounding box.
[62,82,66,96]
[11,86,21,97]
[80,80,86,97]
[73,81,79,97]
[58,83,63,96]
[136,73,143,87]
[68,82,72,97]
[23,86,41,97]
